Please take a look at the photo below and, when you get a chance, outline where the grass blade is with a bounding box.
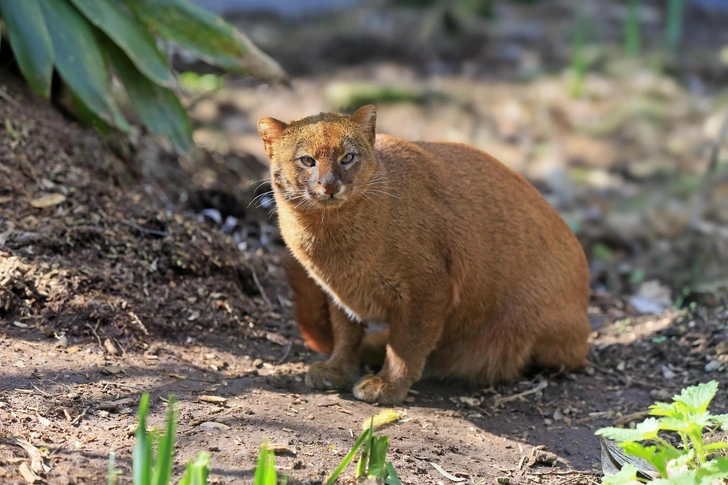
[356,423,373,478]
[39,0,129,131]
[0,0,54,98]
[152,396,177,485]
[133,394,152,485]
[68,0,174,87]
[101,34,193,152]
[368,436,390,478]
[325,427,371,485]
[665,0,686,55]
[126,0,287,83]
[385,462,401,485]
[623,0,641,57]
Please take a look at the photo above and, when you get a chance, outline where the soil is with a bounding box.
[2,68,728,485]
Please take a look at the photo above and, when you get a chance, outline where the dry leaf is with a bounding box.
[18,462,41,483]
[29,194,66,208]
[199,395,227,405]
[265,443,296,455]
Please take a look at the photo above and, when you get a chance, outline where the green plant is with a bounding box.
[569,13,588,98]
[665,0,686,56]
[113,393,210,485]
[0,0,285,152]
[596,381,728,484]
[623,0,641,57]
[326,419,401,485]
[253,443,288,485]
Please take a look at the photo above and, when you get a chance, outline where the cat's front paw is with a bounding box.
[305,362,357,390]
[352,375,409,404]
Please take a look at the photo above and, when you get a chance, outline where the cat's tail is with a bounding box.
[285,253,334,355]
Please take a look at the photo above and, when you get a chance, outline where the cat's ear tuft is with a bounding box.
[257,117,287,157]
[350,105,377,145]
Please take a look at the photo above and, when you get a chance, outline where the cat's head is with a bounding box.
[257,105,379,211]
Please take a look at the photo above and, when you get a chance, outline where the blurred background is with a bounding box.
[151,0,728,313]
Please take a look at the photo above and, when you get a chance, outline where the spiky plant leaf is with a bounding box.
[126,0,287,83]
[0,0,54,98]
[39,0,129,131]
[68,0,174,87]
[102,36,192,152]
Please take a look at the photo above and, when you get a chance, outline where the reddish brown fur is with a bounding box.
[259,106,590,404]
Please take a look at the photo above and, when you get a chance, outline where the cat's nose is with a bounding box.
[320,182,343,196]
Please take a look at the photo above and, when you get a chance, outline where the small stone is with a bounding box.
[661,365,676,379]
[253,358,264,368]
[55,335,69,348]
[705,360,722,372]
[650,389,672,401]
[552,408,563,421]
[585,366,596,376]
[103,339,118,355]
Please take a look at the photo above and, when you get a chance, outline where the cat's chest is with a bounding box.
[309,263,387,323]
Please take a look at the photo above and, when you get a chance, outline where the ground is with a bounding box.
[2,10,728,483]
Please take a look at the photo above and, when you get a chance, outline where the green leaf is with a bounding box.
[674,381,718,415]
[39,0,129,131]
[650,401,681,418]
[601,464,642,485]
[101,36,192,152]
[711,414,728,430]
[356,423,373,478]
[698,457,728,481]
[152,396,176,485]
[659,412,711,434]
[597,418,662,443]
[0,0,54,98]
[326,426,371,485]
[126,0,287,82]
[385,462,402,485]
[133,394,152,485]
[368,436,390,478]
[67,0,174,87]
[620,442,681,479]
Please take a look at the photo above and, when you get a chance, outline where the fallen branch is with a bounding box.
[493,380,548,407]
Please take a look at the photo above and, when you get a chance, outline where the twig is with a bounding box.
[690,107,728,227]
[71,406,90,425]
[86,323,103,348]
[613,409,651,426]
[120,219,169,237]
[0,87,21,107]
[251,267,274,310]
[493,380,548,407]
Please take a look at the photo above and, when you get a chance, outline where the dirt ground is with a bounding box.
[2,6,728,481]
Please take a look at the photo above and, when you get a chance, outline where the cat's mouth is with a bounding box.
[313,195,346,208]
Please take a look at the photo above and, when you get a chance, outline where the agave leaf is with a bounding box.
[68,0,174,88]
[101,36,192,152]
[126,0,287,83]
[0,0,54,98]
[39,0,129,131]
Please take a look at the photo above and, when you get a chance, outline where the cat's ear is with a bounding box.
[350,105,377,145]
[257,117,287,158]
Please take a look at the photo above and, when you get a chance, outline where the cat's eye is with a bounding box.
[341,153,355,165]
[299,155,316,168]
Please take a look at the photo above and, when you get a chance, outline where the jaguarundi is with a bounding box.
[257,105,590,404]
